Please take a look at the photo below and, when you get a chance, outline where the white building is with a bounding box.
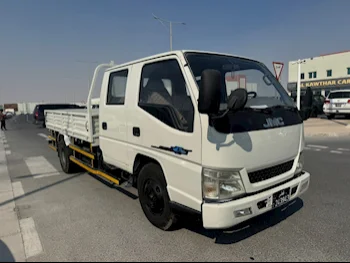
[288,50,350,97]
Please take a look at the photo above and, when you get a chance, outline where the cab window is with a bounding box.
[138,59,194,133]
[107,69,129,105]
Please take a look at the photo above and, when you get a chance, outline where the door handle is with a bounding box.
[133,127,140,137]
[102,122,107,130]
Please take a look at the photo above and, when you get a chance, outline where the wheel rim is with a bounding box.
[143,179,165,216]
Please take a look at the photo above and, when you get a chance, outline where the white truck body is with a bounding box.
[45,108,100,144]
[45,50,311,230]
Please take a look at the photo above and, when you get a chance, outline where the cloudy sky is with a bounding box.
[0,0,349,104]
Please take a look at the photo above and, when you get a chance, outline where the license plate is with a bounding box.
[335,103,343,107]
[272,188,290,208]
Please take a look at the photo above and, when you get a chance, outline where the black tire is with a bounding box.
[57,137,78,174]
[137,163,177,231]
[326,114,335,120]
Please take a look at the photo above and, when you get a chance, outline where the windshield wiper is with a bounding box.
[242,105,297,114]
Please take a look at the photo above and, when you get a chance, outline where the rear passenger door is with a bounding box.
[99,67,131,171]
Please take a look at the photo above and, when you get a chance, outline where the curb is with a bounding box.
[0,131,27,262]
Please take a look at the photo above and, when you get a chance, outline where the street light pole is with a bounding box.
[169,22,172,51]
[152,14,186,51]
[292,59,306,110]
[297,61,302,110]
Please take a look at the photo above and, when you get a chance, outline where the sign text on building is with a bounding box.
[300,77,350,88]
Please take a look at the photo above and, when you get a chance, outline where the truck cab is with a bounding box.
[97,50,311,230]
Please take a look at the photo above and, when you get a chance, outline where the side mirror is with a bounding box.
[198,69,221,114]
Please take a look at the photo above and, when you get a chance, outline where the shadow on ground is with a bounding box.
[53,172,304,245]
[0,173,84,208]
[0,240,15,262]
[178,198,304,245]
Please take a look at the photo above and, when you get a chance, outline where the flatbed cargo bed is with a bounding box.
[45,108,100,144]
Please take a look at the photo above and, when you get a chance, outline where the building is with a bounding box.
[287,50,350,97]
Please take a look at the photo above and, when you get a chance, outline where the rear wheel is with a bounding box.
[137,163,177,231]
[57,137,78,174]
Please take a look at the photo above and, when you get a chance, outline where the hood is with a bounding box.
[202,123,303,193]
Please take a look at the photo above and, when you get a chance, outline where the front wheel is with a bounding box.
[137,163,177,231]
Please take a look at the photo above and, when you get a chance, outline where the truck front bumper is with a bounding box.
[202,171,310,229]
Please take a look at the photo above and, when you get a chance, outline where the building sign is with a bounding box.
[287,77,350,91]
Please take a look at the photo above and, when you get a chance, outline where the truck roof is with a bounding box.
[106,50,259,72]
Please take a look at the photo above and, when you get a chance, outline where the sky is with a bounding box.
[0,0,350,104]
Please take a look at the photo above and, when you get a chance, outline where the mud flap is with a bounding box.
[64,134,71,146]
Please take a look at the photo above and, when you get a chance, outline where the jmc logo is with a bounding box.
[263,117,285,128]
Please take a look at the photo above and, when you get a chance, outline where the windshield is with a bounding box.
[185,52,295,109]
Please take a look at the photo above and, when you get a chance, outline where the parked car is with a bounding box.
[33,104,85,127]
[4,111,15,120]
[323,90,350,119]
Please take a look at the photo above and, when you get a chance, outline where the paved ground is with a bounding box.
[304,117,350,137]
[1,115,350,261]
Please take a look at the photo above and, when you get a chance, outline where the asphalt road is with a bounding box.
[2,115,350,262]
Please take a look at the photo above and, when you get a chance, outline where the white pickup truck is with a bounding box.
[45,50,312,231]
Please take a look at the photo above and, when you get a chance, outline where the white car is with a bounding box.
[323,90,350,119]
[4,111,15,119]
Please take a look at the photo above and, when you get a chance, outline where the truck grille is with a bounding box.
[248,160,294,184]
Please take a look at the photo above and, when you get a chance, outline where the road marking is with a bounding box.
[307,145,328,149]
[337,148,350,151]
[304,147,310,150]
[25,156,60,179]
[314,148,321,151]
[37,133,49,140]
[12,182,25,198]
[3,143,9,149]
[19,217,43,258]
[33,171,61,179]
[5,150,11,155]
[330,150,343,154]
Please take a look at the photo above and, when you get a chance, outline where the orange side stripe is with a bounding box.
[69,156,119,185]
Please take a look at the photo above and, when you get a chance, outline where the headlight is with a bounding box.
[295,152,304,175]
[202,168,246,201]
